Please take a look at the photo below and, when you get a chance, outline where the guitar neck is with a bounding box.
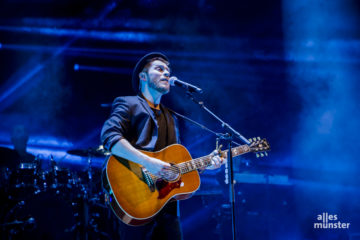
[178,144,251,174]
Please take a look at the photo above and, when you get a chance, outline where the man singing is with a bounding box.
[101,52,225,240]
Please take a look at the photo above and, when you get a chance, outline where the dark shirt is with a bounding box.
[152,106,169,151]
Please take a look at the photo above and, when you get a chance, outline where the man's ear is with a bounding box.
[139,72,147,82]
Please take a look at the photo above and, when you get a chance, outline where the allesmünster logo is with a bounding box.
[314,212,350,229]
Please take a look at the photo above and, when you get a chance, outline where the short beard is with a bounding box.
[148,79,169,94]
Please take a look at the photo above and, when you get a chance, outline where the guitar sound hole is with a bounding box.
[161,165,180,182]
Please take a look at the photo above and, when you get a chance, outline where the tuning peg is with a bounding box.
[260,153,264,157]
[253,137,257,142]
[248,138,252,143]
[256,153,259,158]
[257,137,260,140]
[265,152,268,156]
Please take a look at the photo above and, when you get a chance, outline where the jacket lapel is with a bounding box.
[137,95,158,126]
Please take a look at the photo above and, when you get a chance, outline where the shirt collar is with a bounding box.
[139,93,160,110]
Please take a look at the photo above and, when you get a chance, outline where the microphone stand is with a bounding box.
[185,90,250,240]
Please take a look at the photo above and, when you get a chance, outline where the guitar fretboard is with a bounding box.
[178,144,250,174]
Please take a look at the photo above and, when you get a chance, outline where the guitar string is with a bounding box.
[147,145,250,181]
[151,144,252,180]
[155,144,252,174]
[149,154,217,181]
[146,143,267,182]
[148,155,212,181]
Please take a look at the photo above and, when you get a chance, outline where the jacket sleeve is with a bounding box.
[101,97,131,151]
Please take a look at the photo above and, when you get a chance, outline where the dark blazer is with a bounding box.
[101,95,180,152]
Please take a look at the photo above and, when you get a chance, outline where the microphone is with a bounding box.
[169,76,203,94]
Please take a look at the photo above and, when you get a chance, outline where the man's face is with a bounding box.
[145,60,171,94]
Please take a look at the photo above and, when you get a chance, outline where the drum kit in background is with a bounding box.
[0,146,120,240]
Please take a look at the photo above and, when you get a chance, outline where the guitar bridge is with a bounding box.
[141,168,155,192]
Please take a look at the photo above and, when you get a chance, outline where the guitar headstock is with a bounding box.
[248,137,270,157]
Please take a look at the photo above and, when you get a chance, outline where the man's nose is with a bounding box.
[163,71,170,78]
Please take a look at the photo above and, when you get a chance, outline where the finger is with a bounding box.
[212,158,220,168]
[162,164,171,170]
[213,156,221,163]
[162,166,169,171]
[157,171,164,178]
[211,150,218,157]
[215,160,221,168]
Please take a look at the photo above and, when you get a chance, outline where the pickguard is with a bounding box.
[156,178,182,199]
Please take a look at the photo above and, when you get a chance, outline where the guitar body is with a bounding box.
[104,138,270,226]
[105,144,200,226]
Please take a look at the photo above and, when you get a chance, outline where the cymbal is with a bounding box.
[67,145,110,157]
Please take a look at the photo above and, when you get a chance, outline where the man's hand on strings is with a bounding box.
[143,157,171,177]
[206,149,227,170]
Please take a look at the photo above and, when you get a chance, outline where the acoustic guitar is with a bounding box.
[104,138,270,226]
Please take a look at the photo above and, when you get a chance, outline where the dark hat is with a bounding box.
[132,52,169,93]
